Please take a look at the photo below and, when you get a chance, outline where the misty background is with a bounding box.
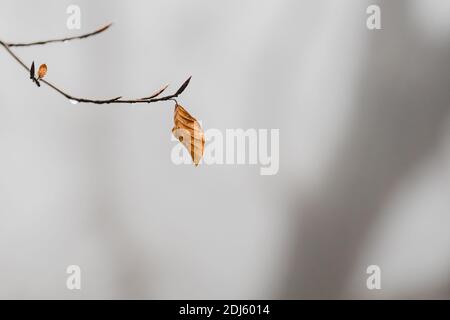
[0,0,449,299]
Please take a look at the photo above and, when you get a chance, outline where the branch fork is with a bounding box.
[0,23,192,105]
[0,23,204,165]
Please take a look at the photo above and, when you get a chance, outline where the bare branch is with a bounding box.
[5,23,113,47]
[0,24,192,105]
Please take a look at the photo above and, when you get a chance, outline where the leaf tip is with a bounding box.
[30,61,35,79]
[175,76,192,96]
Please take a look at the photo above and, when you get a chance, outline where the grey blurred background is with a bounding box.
[0,0,449,299]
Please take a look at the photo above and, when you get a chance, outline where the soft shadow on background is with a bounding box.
[283,0,450,299]
[0,0,449,299]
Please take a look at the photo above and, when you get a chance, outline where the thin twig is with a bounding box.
[5,23,113,47]
[0,24,191,105]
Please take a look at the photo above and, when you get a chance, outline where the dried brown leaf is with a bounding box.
[172,104,204,166]
[37,64,47,79]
